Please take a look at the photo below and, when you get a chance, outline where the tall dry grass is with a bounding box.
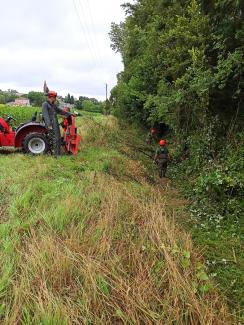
[3,173,232,324]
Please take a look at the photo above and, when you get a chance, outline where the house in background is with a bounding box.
[13,98,30,106]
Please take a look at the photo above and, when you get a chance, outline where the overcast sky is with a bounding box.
[0,0,127,100]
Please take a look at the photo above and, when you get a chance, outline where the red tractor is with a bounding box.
[0,113,81,155]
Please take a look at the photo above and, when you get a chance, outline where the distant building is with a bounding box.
[13,98,30,106]
[58,99,74,110]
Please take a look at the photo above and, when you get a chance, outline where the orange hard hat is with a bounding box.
[48,90,57,98]
[159,139,166,146]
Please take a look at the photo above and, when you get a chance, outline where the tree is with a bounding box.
[74,99,83,110]
[74,96,103,112]
[28,91,46,107]
[110,0,244,135]
[109,22,126,54]
[65,93,71,104]
[70,95,75,105]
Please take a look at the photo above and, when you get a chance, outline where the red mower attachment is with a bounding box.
[0,116,16,147]
[61,113,81,155]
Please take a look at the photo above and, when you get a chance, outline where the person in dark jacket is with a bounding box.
[154,139,170,178]
[146,127,157,145]
[146,131,153,145]
[42,91,72,156]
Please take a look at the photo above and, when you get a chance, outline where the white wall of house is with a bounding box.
[14,98,30,106]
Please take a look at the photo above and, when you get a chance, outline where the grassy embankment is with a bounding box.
[0,106,233,324]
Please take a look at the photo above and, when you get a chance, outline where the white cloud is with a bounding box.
[0,0,126,100]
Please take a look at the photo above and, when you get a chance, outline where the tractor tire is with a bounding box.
[23,133,49,155]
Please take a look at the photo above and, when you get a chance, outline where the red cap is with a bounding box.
[159,139,166,146]
[48,90,57,98]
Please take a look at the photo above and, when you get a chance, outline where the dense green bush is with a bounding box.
[170,130,244,217]
[110,0,243,131]
[109,0,244,224]
[169,134,244,313]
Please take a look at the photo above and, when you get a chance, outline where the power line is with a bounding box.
[72,0,97,66]
[84,0,104,66]
[72,0,108,99]
[76,0,101,66]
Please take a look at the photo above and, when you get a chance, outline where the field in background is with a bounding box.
[0,110,234,324]
[0,104,41,126]
[0,104,103,126]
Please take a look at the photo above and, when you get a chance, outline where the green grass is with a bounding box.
[0,114,233,324]
[0,104,41,126]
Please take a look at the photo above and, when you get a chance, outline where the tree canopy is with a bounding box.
[28,91,46,107]
[74,96,104,113]
[110,0,244,136]
[0,90,18,104]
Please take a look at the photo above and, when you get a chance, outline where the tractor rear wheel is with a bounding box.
[23,133,49,155]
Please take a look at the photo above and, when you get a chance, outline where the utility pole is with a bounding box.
[105,83,110,115]
[105,83,108,101]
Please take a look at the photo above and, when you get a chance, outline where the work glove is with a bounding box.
[73,111,81,116]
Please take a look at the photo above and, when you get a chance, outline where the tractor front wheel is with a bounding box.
[23,133,49,155]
